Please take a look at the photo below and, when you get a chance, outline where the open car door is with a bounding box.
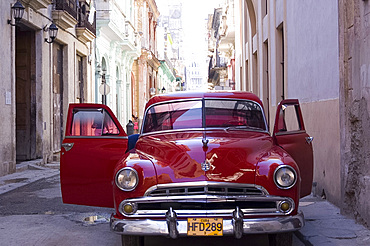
[60,104,128,208]
[273,99,314,198]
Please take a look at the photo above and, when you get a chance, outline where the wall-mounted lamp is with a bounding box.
[7,1,25,26]
[44,23,58,44]
[96,64,101,75]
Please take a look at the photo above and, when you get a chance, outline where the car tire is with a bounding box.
[121,235,144,246]
[268,232,293,246]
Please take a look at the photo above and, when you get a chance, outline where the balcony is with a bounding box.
[52,0,78,29]
[122,21,139,52]
[96,0,126,35]
[22,0,52,10]
[76,1,96,43]
[95,0,139,54]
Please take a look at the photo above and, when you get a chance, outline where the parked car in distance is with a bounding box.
[60,91,313,246]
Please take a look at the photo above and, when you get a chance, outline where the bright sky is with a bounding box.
[156,0,223,57]
[182,0,223,51]
[156,0,223,89]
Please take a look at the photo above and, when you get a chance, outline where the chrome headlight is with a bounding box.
[274,165,297,189]
[115,167,139,191]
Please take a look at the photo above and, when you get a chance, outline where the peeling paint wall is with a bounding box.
[339,0,370,226]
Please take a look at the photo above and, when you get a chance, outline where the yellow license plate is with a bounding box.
[187,218,223,236]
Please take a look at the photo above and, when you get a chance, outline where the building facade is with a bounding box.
[236,0,370,226]
[235,0,341,215]
[1,0,95,176]
[132,0,160,126]
[94,0,140,126]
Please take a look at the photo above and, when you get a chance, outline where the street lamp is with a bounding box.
[44,23,58,44]
[7,0,25,26]
[99,67,110,105]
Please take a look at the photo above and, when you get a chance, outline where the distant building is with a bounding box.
[207,0,235,90]
[156,0,185,89]
[157,25,177,93]
[185,61,207,91]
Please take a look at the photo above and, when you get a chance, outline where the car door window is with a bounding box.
[277,105,302,133]
[71,109,119,136]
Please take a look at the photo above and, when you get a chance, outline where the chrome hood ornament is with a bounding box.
[201,161,211,172]
[201,133,210,171]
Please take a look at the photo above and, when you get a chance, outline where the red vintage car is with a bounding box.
[60,91,313,246]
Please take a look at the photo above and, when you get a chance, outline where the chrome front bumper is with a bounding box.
[110,210,305,238]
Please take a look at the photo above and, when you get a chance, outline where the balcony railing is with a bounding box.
[54,0,78,19]
[77,1,96,35]
[124,21,138,47]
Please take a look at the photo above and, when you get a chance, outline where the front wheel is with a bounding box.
[121,235,144,246]
[268,232,293,246]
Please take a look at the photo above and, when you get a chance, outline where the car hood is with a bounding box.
[136,130,274,185]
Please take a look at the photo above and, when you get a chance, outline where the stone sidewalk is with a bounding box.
[1,160,370,245]
[297,195,370,246]
[0,159,59,196]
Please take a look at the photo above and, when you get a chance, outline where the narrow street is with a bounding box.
[0,175,119,245]
[0,173,304,246]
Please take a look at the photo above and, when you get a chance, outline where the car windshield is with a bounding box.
[142,99,266,133]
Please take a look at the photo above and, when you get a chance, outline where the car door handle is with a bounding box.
[305,137,314,144]
[62,143,74,151]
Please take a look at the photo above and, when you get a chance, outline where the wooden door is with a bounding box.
[53,44,64,152]
[16,31,36,161]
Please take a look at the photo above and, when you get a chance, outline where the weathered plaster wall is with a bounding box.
[286,0,340,102]
[339,0,370,226]
[285,1,341,206]
[301,99,341,205]
[0,0,17,177]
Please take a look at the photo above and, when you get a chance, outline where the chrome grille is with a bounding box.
[121,182,294,218]
[145,182,267,197]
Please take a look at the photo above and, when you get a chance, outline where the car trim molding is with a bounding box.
[64,136,128,139]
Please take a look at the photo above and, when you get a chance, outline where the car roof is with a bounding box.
[145,91,264,110]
